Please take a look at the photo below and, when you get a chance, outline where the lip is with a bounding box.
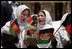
[39,20,42,23]
[39,20,42,22]
[23,19,25,21]
[39,22,43,25]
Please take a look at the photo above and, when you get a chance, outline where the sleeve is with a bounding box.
[1,21,10,34]
[58,29,70,47]
[59,29,69,41]
[54,32,63,48]
[51,39,57,48]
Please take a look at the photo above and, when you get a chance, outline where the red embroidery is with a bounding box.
[28,29,35,35]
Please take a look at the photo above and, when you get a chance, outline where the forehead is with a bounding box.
[22,9,29,13]
[39,12,44,15]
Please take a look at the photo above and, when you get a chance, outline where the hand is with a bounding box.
[30,39,37,46]
[49,33,57,48]
[49,33,55,41]
[24,39,30,46]
[13,29,20,37]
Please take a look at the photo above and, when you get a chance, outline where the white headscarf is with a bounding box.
[31,14,38,17]
[37,10,53,30]
[43,10,52,25]
[13,5,30,24]
[60,13,69,25]
[37,10,53,48]
[17,5,30,24]
[14,5,30,48]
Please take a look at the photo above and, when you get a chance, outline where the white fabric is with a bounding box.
[16,5,30,24]
[1,46,3,48]
[1,5,30,48]
[55,26,69,48]
[54,13,70,48]
[12,6,17,19]
[43,10,52,25]
[54,30,63,48]
[52,20,61,33]
[37,10,53,48]
[60,13,69,25]
[13,5,30,23]
[13,5,30,48]
[31,14,38,17]
[37,41,52,48]
[12,9,17,19]
[37,10,53,30]
[59,27,69,41]
[10,1,20,19]
[1,21,10,34]
[8,1,12,4]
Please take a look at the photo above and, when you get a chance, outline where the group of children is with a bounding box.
[1,5,71,48]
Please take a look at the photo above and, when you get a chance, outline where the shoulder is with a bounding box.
[1,21,11,34]
[2,21,10,28]
[5,21,10,26]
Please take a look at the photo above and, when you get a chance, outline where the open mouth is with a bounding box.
[39,20,43,24]
[21,19,25,23]
[23,19,25,21]
[39,20,42,22]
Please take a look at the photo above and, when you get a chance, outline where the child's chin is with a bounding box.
[21,21,25,23]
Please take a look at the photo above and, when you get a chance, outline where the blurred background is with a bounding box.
[1,1,71,21]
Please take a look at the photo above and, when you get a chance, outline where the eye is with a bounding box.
[38,15,41,17]
[41,15,44,17]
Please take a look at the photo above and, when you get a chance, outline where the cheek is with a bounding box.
[21,15,26,19]
[21,14,24,18]
[38,17,43,20]
[42,17,46,22]
[43,17,46,20]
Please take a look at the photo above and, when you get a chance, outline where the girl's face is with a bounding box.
[20,9,30,23]
[38,12,46,25]
[32,16,37,27]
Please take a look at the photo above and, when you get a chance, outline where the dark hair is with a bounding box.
[22,9,30,16]
[32,16,37,20]
[41,11,46,16]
